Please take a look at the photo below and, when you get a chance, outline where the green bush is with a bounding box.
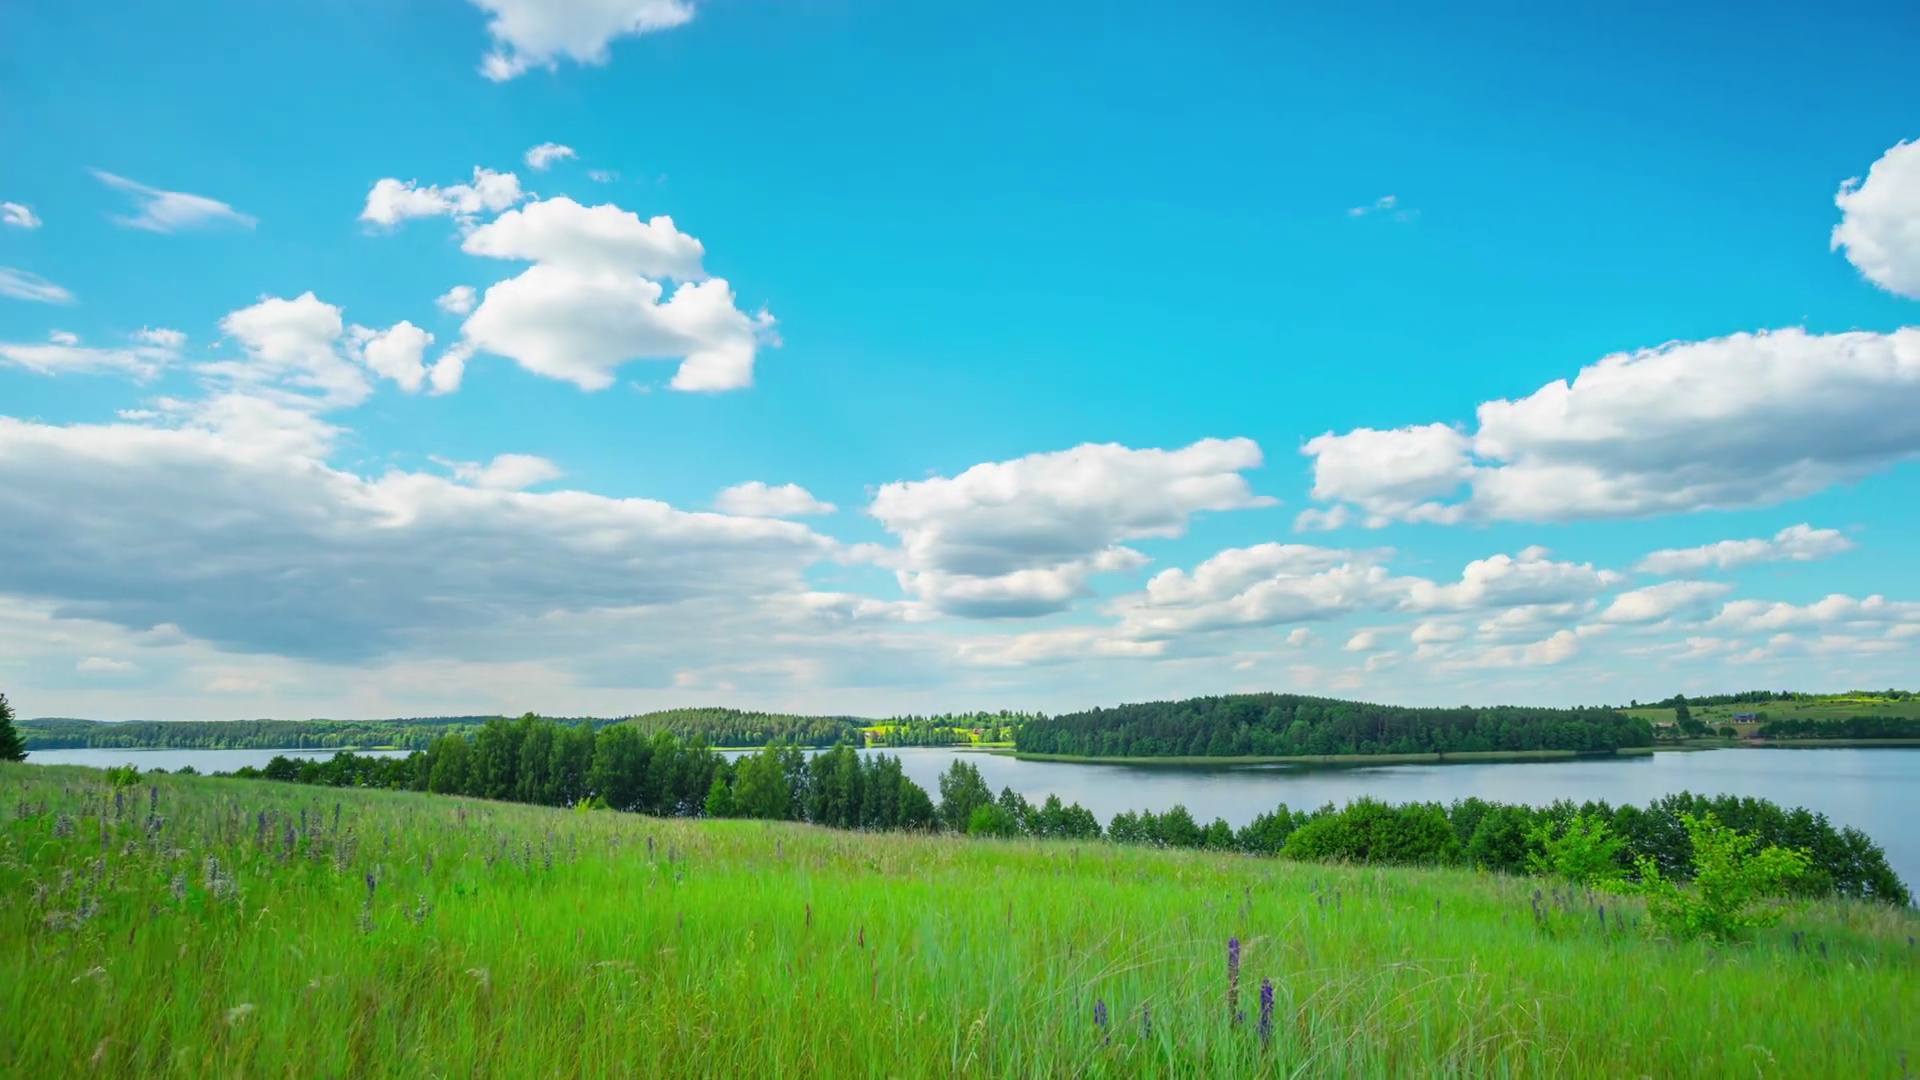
[1526,812,1627,886]
[1631,813,1812,942]
[966,802,1020,838]
[102,765,141,787]
[1282,799,1459,866]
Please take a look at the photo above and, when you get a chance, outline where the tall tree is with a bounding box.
[0,691,25,762]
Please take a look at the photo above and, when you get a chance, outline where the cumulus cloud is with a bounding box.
[0,328,183,378]
[76,656,137,676]
[524,143,578,171]
[1403,547,1622,611]
[1344,630,1380,651]
[1634,524,1856,575]
[471,0,696,81]
[91,170,256,233]
[867,439,1276,617]
[1,202,40,229]
[715,481,835,517]
[456,196,771,392]
[1709,593,1920,634]
[203,293,466,406]
[448,453,564,491]
[1832,139,1920,298]
[0,268,75,304]
[0,415,837,661]
[1303,327,1920,524]
[360,168,526,228]
[1596,580,1733,625]
[461,197,705,278]
[437,285,478,315]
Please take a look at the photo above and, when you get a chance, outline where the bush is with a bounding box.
[966,803,1020,838]
[102,765,141,787]
[1526,812,1627,886]
[1282,799,1459,866]
[1631,813,1812,942]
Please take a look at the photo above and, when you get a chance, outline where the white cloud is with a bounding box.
[462,197,706,278]
[0,268,75,304]
[716,481,835,517]
[208,293,463,403]
[1404,547,1622,612]
[135,327,187,349]
[1344,630,1380,651]
[0,329,182,378]
[0,414,838,661]
[1596,580,1733,625]
[76,657,138,676]
[1709,593,1920,634]
[1635,523,1856,575]
[360,168,526,228]
[1473,629,1581,668]
[437,285,479,315]
[1410,621,1467,645]
[1285,627,1315,647]
[588,169,618,183]
[471,0,696,82]
[456,196,770,392]
[868,438,1276,617]
[1,202,40,229]
[350,321,437,393]
[90,170,255,233]
[1832,139,1920,298]
[525,143,578,171]
[1348,195,1415,222]
[1303,327,1920,524]
[448,453,565,491]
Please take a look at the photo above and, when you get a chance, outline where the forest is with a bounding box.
[1014,693,1653,758]
[623,707,865,748]
[16,716,501,751]
[1756,715,1920,739]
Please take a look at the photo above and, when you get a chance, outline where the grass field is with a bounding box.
[1625,694,1920,728]
[2,764,1913,1078]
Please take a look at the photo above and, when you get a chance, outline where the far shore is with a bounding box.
[996,747,1649,767]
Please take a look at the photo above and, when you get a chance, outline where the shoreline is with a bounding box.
[997,747,1651,767]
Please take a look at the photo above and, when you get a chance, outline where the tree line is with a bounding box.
[1014,693,1653,758]
[1757,716,1920,740]
[623,708,864,749]
[17,716,502,751]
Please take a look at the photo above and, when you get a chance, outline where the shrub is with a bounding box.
[1526,812,1627,886]
[967,803,1020,838]
[102,765,141,787]
[1631,813,1812,942]
[1282,799,1459,866]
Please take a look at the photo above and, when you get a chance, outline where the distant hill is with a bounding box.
[620,708,869,748]
[19,716,510,751]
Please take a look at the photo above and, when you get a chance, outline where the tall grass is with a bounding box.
[2,763,1912,1077]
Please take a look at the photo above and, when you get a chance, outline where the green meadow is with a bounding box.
[2,764,1913,1078]
[1625,693,1920,728]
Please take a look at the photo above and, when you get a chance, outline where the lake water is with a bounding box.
[26,744,1919,890]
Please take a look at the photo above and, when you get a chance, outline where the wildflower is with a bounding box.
[1259,978,1275,1047]
[169,873,186,902]
[1141,1000,1151,1041]
[1227,936,1242,1021]
[1093,998,1109,1045]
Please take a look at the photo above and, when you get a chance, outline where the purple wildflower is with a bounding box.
[1227,936,1242,1021]
[1094,998,1109,1045]
[1141,1000,1151,1041]
[1258,978,1274,1047]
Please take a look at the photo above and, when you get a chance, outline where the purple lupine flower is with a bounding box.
[1141,1001,1151,1041]
[1094,998,1109,1045]
[1258,978,1274,1047]
[1227,936,1242,1021]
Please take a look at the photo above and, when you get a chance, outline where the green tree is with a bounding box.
[732,744,790,820]
[703,773,736,818]
[1632,813,1813,941]
[966,802,1020,838]
[937,760,993,831]
[0,692,24,762]
[1525,812,1627,886]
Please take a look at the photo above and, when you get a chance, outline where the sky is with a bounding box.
[1,0,1918,721]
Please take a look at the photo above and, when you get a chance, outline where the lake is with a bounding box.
[26,744,1919,890]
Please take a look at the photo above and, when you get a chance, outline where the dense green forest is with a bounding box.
[1014,693,1653,758]
[622,708,865,748]
[17,716,506,751]
[1628,689,1915,708]
[870,711,1036,746]
[1757,716,1920,739]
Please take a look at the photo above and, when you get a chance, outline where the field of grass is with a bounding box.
[1626,694,1920,727]
[2,764,1913,1078]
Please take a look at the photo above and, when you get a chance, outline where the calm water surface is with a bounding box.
[27,745,1918,889]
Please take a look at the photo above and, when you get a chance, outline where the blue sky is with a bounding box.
[2,0,1918,720]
